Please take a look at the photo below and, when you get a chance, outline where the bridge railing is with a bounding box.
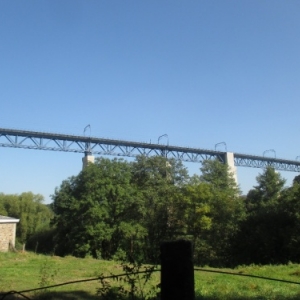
[1,127,300,172]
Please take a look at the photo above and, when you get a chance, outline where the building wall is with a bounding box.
[0,223,16,252]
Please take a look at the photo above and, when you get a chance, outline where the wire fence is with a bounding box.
[0,269,158,300]
[2,268,300,300]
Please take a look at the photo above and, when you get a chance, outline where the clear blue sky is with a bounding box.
[1,1,300,203]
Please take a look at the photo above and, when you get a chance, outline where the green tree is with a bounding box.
[0,192,53,244]
[246,166,286,211]
[233,167,290,265]
[52,157,145,259]
[0,195,7,215]
[182,180,212,265]
[198,159,245,266]
[272,180,300,263]
[292,174,300,185]
[131,155,189,262]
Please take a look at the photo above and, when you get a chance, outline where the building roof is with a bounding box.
[0,215,20,223]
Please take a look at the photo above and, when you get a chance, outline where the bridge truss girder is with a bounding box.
[0,130,223,162]
[234,154,300,172]
[1,128,300,172]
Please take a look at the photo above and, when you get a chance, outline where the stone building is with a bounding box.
[0,215,19,252]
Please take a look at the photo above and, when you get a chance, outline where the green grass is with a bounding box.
[194,264,300,299]
[0,252,159,299]
[0,252,123,299]
[1,252,300,299]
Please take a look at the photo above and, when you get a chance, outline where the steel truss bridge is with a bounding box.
[1,127,300,172]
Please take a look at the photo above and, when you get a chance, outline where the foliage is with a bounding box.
[193,159,245,266]
[37,258,58,290]
[246,166,286,212]
[26,227,57,254]
[182,181,213,264]
[0,192,53,244]
[277,182,300,263]
[131,155,189,262]
[52,156,190,262]
[52,158,145,259]
[231,167,293,265]
[97,260,159,300]
[26,155,300,267]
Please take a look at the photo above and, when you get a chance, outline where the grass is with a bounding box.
[0,252,160,299]
[194,264,300,299]
[1,252,300,299]
[0,252,123,299]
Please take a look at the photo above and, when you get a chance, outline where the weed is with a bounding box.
[97,260,159,300]
[289,270,300,276]
[34,258,58,298]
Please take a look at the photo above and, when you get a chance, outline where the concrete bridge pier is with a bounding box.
[225,152,238,184]
[82,153,95,170]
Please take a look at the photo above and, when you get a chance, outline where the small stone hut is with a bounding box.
[0,215,20,252]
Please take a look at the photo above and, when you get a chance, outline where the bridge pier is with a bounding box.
[82,154,95,170]
[225,152,238,184]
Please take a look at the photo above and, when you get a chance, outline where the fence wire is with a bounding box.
[2,267,300,300]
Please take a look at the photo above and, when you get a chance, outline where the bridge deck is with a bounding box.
[1,128,300,172]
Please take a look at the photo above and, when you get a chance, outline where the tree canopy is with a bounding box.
[50,156,246,265]
[52,157,144,259]
[10,156,300,267]
[0,192,53,245]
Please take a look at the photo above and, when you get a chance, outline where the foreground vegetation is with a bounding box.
[4,156,300,267]
[2,252,300,299]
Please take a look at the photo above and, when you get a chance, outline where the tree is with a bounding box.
[273,181,300,263]
[293,174,300,185]
[52,157,145,259]
[0,192,53,244]
[0,195,7,215]
[197,159,245,266]
[232,167,290,265]
[246,166,286,211]
[131,155,189,262]
[182,180,212,265]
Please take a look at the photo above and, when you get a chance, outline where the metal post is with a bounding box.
[160,240,195,300]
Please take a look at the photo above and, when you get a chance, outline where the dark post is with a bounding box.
[160,240,195,300]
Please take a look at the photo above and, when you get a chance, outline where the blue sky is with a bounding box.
[1,1,300,203]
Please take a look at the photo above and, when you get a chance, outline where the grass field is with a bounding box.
[1,252,300,299]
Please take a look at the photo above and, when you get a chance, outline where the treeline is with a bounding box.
[3,156,300,267]
[49,156,244,266]
[0,192,53,247]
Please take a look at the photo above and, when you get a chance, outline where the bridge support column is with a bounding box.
[225,152,238,184]
[82,154,95,170]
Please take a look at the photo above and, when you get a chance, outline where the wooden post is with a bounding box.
[160,240,195,300]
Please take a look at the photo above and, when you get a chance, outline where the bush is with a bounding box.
[26,228,56,254]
